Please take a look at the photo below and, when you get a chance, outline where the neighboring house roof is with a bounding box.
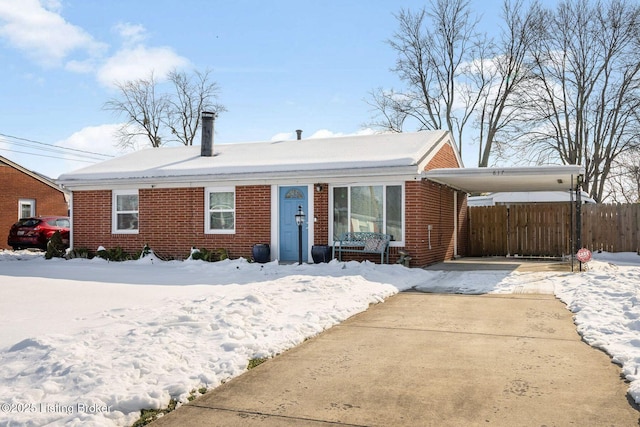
[58,131,459,189]
[468,191,596,206]
[0,155,70,197]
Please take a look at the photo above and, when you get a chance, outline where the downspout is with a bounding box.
[68,191,74,250]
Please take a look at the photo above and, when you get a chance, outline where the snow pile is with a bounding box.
[0,255,425,426]
[0,250,639,426]
[554,252,640,402]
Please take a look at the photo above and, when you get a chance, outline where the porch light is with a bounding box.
[295,205,305,226]
[295,205,305,264]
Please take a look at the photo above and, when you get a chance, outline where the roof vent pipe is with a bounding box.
[201,111,216,157]
[296,129,302,140]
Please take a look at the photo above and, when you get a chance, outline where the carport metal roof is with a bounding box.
[423,165,584,193]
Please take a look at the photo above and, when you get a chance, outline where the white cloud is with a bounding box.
[57,123,126,156]
[50,123,145,177]
[0,1,189,87]
[0,0,106,67]
[97,45,190,87]
[113,22,148,46]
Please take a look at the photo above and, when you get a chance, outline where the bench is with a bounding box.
[332,232,391,264]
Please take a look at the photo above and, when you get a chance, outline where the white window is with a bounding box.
[18,199,35,219]
[332,184,403,243]
[205,187,235,234]
[112,190,139,234]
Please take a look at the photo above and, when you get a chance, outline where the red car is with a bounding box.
[7,216,70,250]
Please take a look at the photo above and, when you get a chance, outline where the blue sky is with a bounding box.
[0,0,505,178]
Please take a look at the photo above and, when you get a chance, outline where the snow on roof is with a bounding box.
[58,131,452,187]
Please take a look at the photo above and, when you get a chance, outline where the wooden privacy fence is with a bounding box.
[468,203,640,257]
[581,203,640,253]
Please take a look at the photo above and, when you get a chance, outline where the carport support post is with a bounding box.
[570,179,575,272]
[575,176,583,271]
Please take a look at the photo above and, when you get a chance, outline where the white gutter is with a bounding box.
[58,166,424,191]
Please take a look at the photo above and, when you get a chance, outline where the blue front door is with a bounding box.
[279,186,308,262]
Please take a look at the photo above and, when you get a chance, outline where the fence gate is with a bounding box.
[469,203,572,257]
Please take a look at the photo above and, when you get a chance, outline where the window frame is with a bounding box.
[330,183,404,246]
[18,199,35,219]
[205,187,236,234]
[112,190,139,234]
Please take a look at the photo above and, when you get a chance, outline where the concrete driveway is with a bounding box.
[151,260,639,426]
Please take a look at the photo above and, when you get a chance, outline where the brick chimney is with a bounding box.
[201,111,216,157]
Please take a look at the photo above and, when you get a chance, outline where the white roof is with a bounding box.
[58,131,455,189]
[468,191,595,206]
[424,165,585,193]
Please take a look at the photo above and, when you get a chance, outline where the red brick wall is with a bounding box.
[404,180,456,266]
[72,186,271,260]
[425,141,462,170]
[313,183,329,245]
[0,163,68,249]
[401,141,466,266]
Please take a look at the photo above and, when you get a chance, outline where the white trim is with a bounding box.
[112,189,139,234]
[204,186,236,234]
[68,193,74,249]
[18,199,35,219]
[307,185,314,261]
[273,184,313,262]
[423,165,585,193]
[270,186,278,261]
[59,169,422,191]
[329,182,405,247]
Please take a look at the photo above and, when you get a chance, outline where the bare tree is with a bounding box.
[516,0,640,201]
[476,0,544,167]
[165,69,225,146]
[365,88,407,133]
[606,150,640,203]
[105,69,225,149]
[105,72,167,148]
[367,0,488,157]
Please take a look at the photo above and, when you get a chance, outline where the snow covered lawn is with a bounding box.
[0,250,639,426]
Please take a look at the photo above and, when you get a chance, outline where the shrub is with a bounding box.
[189,247,228,262]
[45,231,66,259]
[65,247,90,259]
[96,246,133,262]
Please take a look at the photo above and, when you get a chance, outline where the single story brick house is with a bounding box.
[0,156,69,250]
[57,128,468,266]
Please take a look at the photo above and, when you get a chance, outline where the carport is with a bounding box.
[423,165,585,267]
